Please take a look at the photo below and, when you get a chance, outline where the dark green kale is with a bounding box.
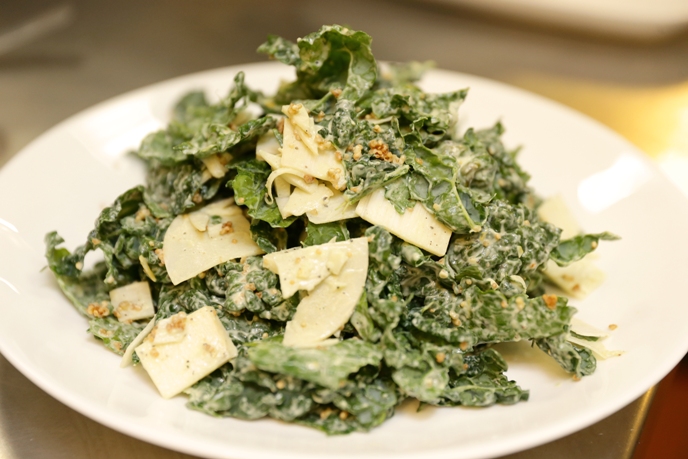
[550,232,620,266]
[383,176,415,214]
[358,226,592,380]
[324,99,410,203]
[46,187,170,289]
[187,351,398,434]
[258,25,376,104]
[135,72,262,165]
[440,348,528,406]
[175,116,275,159]
[248,339,383,390]
[444,200,561,292]
[45,235,146,354]
[404,142,486,234]
[88,317,147,355]
[249,220,288,253]
[536,333,596,378]
[298,373,398,434]
[363,84,466,142]
[187,354,312,421]
[143,161,223,217]
[154,257,297,326]
[407,286,575,349]
[350,293,381,343]
[136,129,189,167]
[45,231,92,280]
[229,159,296,228]
[455,124,534,205]
[302,220,350,247]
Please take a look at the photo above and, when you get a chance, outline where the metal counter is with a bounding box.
[2,1,687,458]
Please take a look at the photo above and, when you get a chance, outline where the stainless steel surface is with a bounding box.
[2,0,686,457]
[0,354,196,459]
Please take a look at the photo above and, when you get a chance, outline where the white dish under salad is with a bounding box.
[1,25,688,459]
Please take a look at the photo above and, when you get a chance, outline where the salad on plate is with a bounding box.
[44,25,617,434]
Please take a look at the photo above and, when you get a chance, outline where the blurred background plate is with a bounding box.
[420,0,688,40]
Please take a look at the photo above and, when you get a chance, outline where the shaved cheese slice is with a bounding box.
[164,200,263,285]
[538,195,581,240]
[567,317,623,360]
[110,281,155,323]
[326,248,349,275]
[138,255,157,282]
[274,177,293,219]
[538,195,606,298]
[566,319,622,360]
[284,183,333,217]
[570,317,609,339]
[266,167,318,200]
[263,241,352,298]
[201,154,228,179]
[306,187,358,224]
[274,177,291,199]
[279,238,368,347]
[280,172,318,193]
[280,116,346,189]
[202,198,239,216]
[153,313,188,345]
[356,188,451,256]
[282,104,312,136]
[545,259,605,299]
[136,306,238,399]
[260,150,282,170]
[256,130,282,169]
[120,317,156,368]
[282,104,318,155]
[206,208,243,221]
[566,334,623,360]
[275,197,291,219]
[188,211,210,232]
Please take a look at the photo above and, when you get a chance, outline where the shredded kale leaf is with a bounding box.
[45,236,145,354]
[248,340,383,390]
[250,220,288,253]
[136,72,261,165]
[229,159,296,228]
[186,352,398,434]
[536,333,596,378]
[302,220,350,247]
[46,187,171,289]
[258,25,376,103]
[144,162,223,217]
[440,348,529,406]
[550,232,620,266]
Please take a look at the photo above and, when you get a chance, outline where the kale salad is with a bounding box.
[45,25,617,434]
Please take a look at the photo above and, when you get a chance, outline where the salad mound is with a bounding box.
[44,25,617,434]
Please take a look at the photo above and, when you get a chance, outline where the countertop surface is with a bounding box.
[1,1,688,458]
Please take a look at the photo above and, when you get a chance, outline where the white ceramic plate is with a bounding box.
[2,62,688,459]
